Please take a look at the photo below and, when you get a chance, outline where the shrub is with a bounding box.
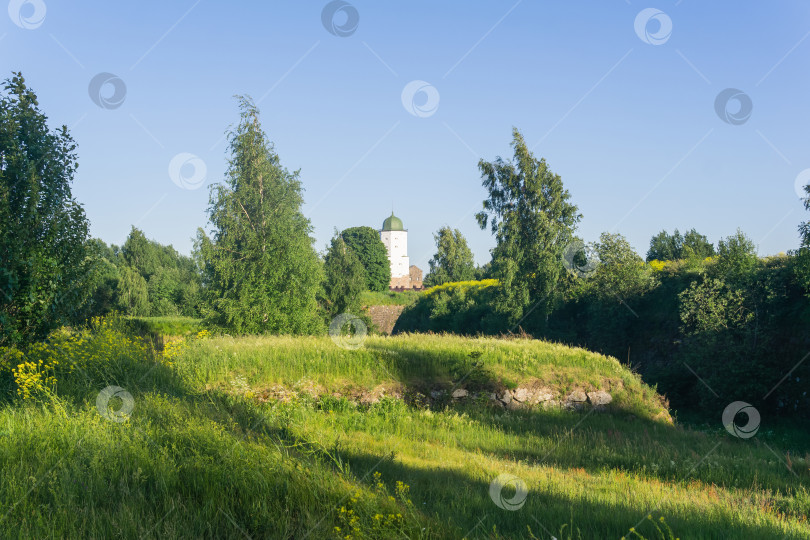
[393,280,501,334]
[0,315,153,402]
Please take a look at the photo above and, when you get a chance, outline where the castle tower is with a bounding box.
[380,212,410,287]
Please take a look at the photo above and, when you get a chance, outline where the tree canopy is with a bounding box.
[320,231,365,319]
[341,226,391,292]
[476,128,581,328]
[424,226,476,287]
[196,97,323,334]
[646,228,714,262]
[0,73,92,345]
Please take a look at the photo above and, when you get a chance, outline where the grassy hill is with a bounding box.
[0,319,807,538]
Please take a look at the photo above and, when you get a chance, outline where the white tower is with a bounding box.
[380,212,409,280]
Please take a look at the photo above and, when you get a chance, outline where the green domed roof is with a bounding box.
[382,212,404,231]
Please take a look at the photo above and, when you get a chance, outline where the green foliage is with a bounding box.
[560,233,656,355]
[476,128,581,329]
[197,97,323,334]
[647,230,681,262]
[795,184,810,294]
[116,265,149,316]
[79,232,202,320]
[394,280,501,334]
[359,289,419,306]
[424,226,476,287]
[320,231,366,319]
[78,239,121,319]
[120,228,202,316]
[580,232,655,302]
[799,183,810,249]
[341,226,391,292]
[679,278,751,334]
[0,73,93,346]
[682,228,715,259]
[646,228,714,262]
[714,228,757,284]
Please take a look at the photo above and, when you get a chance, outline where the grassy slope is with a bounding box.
[186,334,666,420]
[360,290,420,307]
[1,327,808,539]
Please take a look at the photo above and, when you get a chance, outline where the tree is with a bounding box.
[0,73,92,345]
[320,231,366,319]
[646,228,713,261]
[117,265,149,316]
[122,227,161,279]
[80,238,121,319]
[796,184,810,293]
[646,229,682,261]
[588,232,654,301]
[476,128,581,328]
[424,226,476,287]
[682,229,715,259]
[801,184,810,249]
[341,226,391,292]
[117,227,201,316]
[197,97,323,334]
[714,228,757,284]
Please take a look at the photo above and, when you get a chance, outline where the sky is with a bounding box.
[3,1,810,270]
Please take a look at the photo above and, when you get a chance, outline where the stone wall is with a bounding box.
[409,265,423,288]
[388,265,423,290]
[390,275,411,289]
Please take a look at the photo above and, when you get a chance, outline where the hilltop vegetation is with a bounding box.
[0,319,808,538]
[397,235,810,424]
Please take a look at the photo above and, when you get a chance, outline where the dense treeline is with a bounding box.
[551,239,809,419]
[0,79,394,342]
[83,228,203,319]
[397,233,810,419]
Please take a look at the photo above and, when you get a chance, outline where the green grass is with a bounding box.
[360,290,420,306]
[0,318,807,539]
[182,333,667,421]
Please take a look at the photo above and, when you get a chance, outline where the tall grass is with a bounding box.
[0,319,807,538]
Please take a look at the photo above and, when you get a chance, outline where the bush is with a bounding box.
[0,315,156,402]
[393,280,501,334]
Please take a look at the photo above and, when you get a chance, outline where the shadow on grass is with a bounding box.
[363,340,500,394]
[337,450,807,540]
[291,340,806,495]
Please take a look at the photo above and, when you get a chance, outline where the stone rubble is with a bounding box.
[255,382,619,413]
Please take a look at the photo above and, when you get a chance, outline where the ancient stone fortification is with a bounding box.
[252,380,668,419]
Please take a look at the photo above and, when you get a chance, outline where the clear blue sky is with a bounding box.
[4,1,810,269]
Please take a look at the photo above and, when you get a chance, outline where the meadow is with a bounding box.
[0,317,807,539]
